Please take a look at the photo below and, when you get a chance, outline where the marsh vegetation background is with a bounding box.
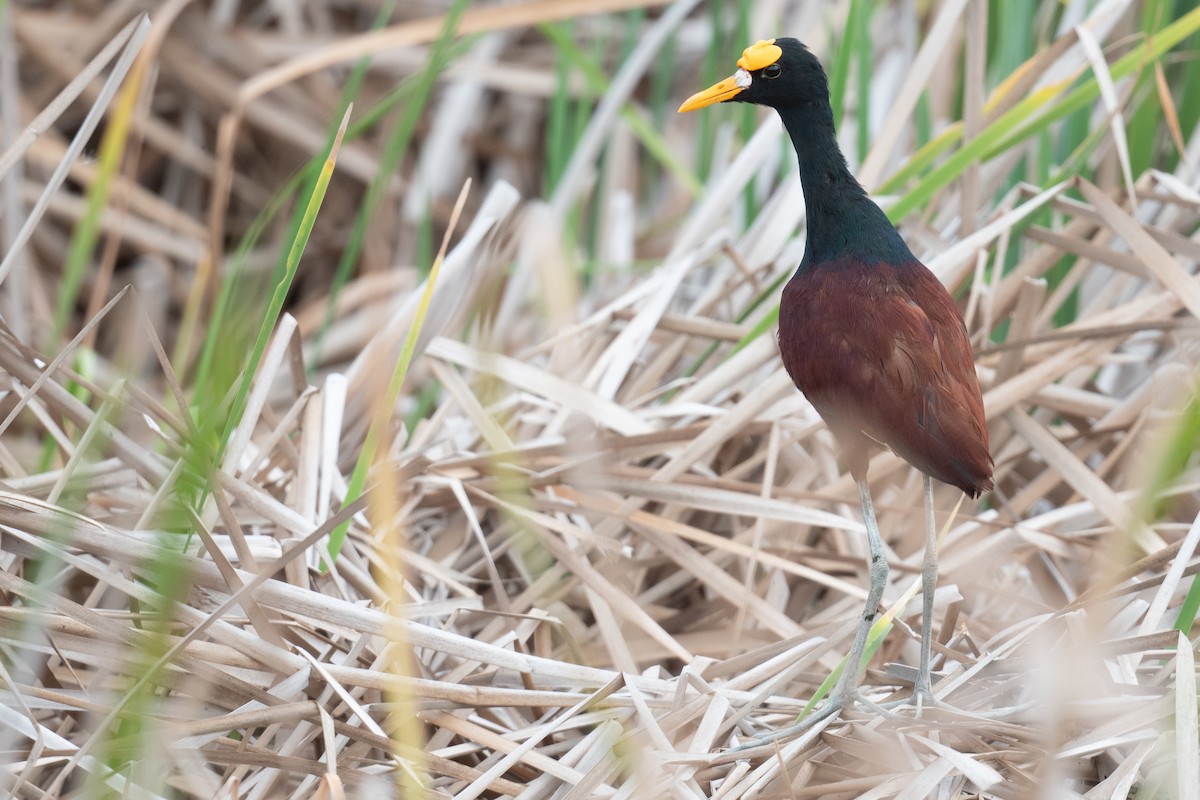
[2,0,1200,797]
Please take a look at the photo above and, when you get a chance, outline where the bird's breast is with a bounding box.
[777,264,884,393]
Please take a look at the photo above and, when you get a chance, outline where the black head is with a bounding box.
[678,38,830,113]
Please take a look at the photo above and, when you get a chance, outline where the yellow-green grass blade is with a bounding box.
[317,0,472,561]
[876,122,963,195]
[286,0,400,366]
[49,20,150,343]
[313,0,471,364]
[191,65,453,396]
[798,618,894,719]
[889,6,1200,222]
[796,542,932,718]
[328,180,472,562]
[212,107,352,469]
[192,0,408,394]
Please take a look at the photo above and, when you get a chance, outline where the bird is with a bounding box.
[680,38,992,732]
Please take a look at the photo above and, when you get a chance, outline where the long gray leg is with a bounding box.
[914,473,937,711]
[737,478,889,747]
[906,478,1036,721]
[830,479,889,702]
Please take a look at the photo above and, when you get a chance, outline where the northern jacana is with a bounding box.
[680,39,992,730]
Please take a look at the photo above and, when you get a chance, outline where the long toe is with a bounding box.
[890,689,1034,723]
[913,685,935,717]
[734,693,851,751]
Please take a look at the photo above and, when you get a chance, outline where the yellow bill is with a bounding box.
[678,39,783,113]
[678,73,747,112]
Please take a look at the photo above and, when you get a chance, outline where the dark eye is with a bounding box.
[763,64,782,79]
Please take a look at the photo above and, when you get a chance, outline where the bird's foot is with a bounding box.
[880,665,985,718]
[881,683,1032,722]
[911,682,937,718]
[731,689,897,751]
[730,696,843,752]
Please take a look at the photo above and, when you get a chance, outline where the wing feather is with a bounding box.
[779,259,993,495]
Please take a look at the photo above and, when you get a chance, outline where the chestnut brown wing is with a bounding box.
[891,265,992,496]
[779,261,992,496]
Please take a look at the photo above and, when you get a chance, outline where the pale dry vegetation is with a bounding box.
[1,0,1200,798]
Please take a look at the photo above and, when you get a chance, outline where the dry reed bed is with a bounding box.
[2,0,1199,798]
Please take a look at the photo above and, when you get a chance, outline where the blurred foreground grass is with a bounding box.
[2,0,1200,797]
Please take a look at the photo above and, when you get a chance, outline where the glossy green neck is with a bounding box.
[776,103,913,267]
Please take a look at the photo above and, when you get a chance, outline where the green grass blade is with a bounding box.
[798,618,893,719]
[328,181,471,561]
[1177,574,1200,636]
[544,21,574,194]
[853,0,873,163]
[539,21,703,197]
[876,121,962,194]
[51,22,149,342]
[192,72,439,395]
[214,107,352,465]
[987,0,1038,87]
[889,6,1200,222]
[311,1,472,364]
[1127,0,1172,177]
